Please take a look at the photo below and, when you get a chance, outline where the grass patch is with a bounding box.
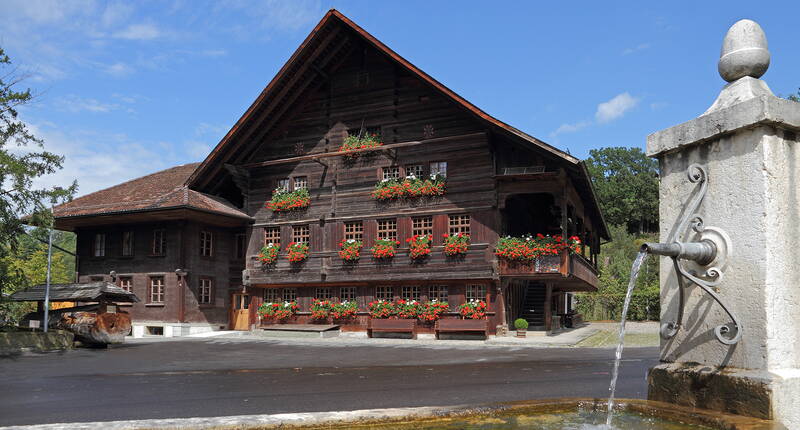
[575,330,659,348]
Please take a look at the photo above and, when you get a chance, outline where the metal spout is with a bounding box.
[641,240,717,266]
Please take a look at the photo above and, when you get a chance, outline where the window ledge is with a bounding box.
[145,303,165,307]
[147,254,167,258]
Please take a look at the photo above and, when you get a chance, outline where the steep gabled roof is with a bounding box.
[53,163,250,221]
[185,9,608,238]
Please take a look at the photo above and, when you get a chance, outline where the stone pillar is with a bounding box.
[646,20,800,428]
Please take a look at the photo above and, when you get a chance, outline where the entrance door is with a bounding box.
[231,293,250,330]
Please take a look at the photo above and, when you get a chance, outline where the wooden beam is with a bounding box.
[240,132,486,169]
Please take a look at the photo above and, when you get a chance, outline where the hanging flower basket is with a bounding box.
[494,234,581,262]
[310,299,333,320]
[458,299,487,319]
[338,239,363,262]
[286,242,309,263]
[371,174,446,201]
[331,301,358,320]
[407,234,432,260]
[443,233,469,256]
[371,238,400,259]
[258,243,280,264]
[266,187,310,212]
[258,301,298,321]
[339,133,383,159]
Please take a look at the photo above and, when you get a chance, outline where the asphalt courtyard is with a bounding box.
[0,337,659,427]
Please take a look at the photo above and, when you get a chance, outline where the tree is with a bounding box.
[0,47,76,325]
[784,88,800,102]
[585,147,658,233]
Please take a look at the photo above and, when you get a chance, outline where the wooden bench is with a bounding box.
[435,319,489,339]
[368,318,417,339]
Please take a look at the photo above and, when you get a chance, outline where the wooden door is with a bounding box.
[231,293,250,330]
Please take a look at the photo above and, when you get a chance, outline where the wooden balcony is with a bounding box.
[497,251,599,291]
[246,244,495,286]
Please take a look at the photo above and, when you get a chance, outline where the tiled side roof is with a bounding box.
[53,163,250,220]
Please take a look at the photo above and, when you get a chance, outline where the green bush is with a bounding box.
[514,318,529,330]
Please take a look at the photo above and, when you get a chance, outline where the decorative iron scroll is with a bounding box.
[659,164,742,345]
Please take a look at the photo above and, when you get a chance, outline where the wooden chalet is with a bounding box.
[53,9,608,337]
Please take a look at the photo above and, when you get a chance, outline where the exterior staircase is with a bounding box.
[520,284,547,331]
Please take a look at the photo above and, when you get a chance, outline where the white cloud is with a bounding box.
[54,95,123,113]
[595,92,640,123]
[622,43,651,56]
[550,121,591,137]
[105,62,134,76]
[113,23,161,40]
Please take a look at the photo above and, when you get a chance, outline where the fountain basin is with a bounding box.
[240,398,780,429]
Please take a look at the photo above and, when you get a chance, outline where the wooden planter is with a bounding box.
[368,318,417,339]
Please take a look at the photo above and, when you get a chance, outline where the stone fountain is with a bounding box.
[644,19,800,429]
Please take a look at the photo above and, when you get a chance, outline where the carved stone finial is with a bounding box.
[718,19,770,83]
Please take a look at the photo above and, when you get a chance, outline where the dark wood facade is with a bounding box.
[54,10,608,334]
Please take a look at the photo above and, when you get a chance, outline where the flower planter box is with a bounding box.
[434,318,488,339]
[367,318,417,339]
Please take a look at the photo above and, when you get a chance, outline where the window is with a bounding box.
[466,284,487,302]
[315,287,331,300]
[382,166,400,181]
[340,287,356,302]
[430,161,447,178]
[119,277,133,293]
[449,214,470,235]
[292,225,310,244]
[263,288,282,303]
[152,230,166,256]
[264,227,281,246]
[235,234,246,259]
[429,285,449,303]
[277,178,289,191]
[198,278,213,304]
[412,216,433,237]
[149,277,165,303]
[375,286,393,301]
[200,231,213,257]
[122,231,134,256]
[283,288,297,302]
[293,176,308,190]
[405,164,424,179]
[377,219,397,241]
[344,222,363,241]
[93,233,106,257]
[401,286,421,301]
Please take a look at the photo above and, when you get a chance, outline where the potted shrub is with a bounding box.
[407,234,432,260]
[371,238,400,259]
[266,187,310,212]
[442,233,469,257]
[286,242,309,263]
[514,318,529,338]
[257,243,280,264]
[338,239,363,262]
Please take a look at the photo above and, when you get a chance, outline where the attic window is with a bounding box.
[355,70,369,87]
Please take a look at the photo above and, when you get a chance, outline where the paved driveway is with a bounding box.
[0,337,659,427]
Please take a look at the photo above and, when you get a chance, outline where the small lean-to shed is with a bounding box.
[10,282,139,344]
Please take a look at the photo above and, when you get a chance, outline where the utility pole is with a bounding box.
[42,207,54,333]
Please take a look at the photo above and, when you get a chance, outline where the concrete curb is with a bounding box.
[0,405,468,430]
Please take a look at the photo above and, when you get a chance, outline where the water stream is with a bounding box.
[605,250,649,428]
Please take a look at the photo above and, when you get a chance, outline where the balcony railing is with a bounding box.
[496,251,599,290]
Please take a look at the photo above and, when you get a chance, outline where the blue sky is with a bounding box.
[2,0,798,197]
